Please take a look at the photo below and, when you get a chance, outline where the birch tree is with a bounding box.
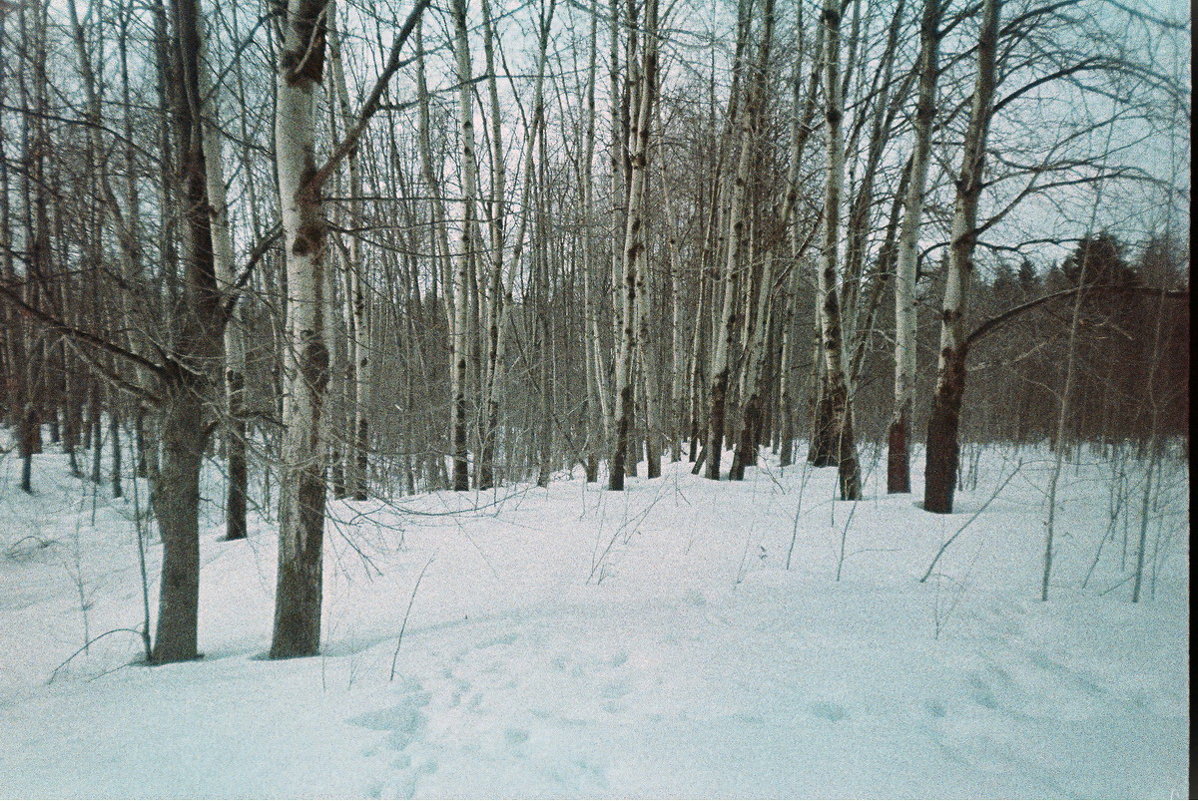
[197,10,249,538]
[609,0,658,490]
[449,0,479,492]
[270,0,333,658]
[923,0,999,515]
[887,0,941,495]
[271,0,427,655]
[703,0,755,482]
[814,0,861,500]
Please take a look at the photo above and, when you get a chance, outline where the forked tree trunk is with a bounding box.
[923,0,999,514]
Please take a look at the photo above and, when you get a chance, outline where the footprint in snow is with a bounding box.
[809,701,848,722]
[380,757,438,801]
[1027,651,1106,696]
[924,699,947,718]
[348,690,431,751]
[966,673,999,710]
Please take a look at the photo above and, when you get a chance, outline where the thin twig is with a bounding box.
[48,628,146,684]
[920,459,1023,583]
[389,554,435,681]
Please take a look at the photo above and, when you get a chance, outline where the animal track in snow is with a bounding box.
[809,701,848,721]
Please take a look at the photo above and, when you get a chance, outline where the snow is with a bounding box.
[0,439,1189,799]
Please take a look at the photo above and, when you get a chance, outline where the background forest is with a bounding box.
[0,0,1189,663]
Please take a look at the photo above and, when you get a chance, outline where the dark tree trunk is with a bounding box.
[610,381,633,490]
[150,383,205,663]
[224,375,247,541]
[149,0,224,664]
[730,389,763,480]
[20,406,36,493]
[110,402,122,498]
[705,368,729,480]
[887,412,911,493]
[90,384,103,483]
[353,418,368,501]
[134,406,148,478]
[808,378,838,467]
[923,347,967,513]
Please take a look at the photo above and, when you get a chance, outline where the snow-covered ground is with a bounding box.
[0,439,1188,799]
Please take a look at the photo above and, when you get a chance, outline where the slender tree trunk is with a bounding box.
[777,268,800,469]
[635,174,662,479]
[328,15,369,501]
[923,0,999,514]
[197,15,247,539]
[271,0,332,659]
[449,0,478,491]
[109,392,122,498]
[888,0,940,495]
[815,0,861,500]
[478,0,506,491]
[580,8,602,482]
[662,185,686,463]
[705,0,756,482]
[609,0,658,489]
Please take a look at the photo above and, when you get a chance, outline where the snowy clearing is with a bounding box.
[0,444,1188,799]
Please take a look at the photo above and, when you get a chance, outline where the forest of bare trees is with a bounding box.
[0,0,1188,663]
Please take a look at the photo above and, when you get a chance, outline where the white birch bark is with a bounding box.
[272,0,331,658]
[478,0,506,489]
[581,1,603,480]
[609,0,658,490]
[816,0,861,500]
[888,0,940,495]
[923,0,999,514]
[705,0,768,482]
[449,0,478,491]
